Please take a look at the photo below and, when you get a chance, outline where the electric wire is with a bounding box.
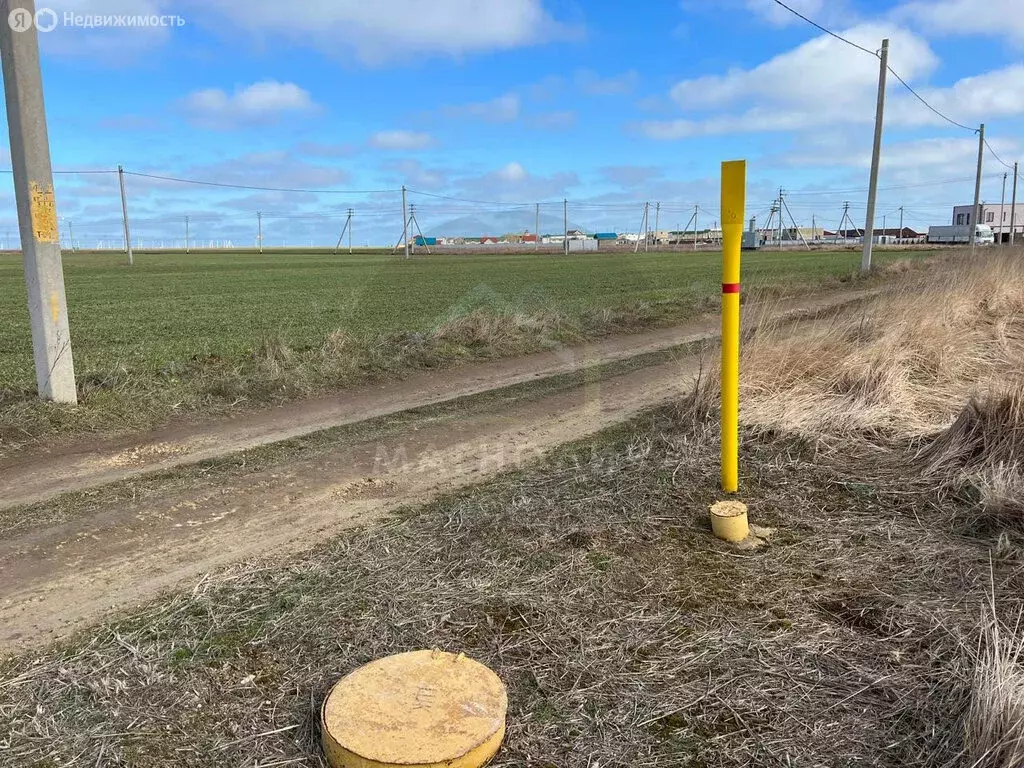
[984,138,1016,171]
[772,0,978,133]
[122,170,399,195]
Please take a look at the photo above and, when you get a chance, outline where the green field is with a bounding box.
[0,248,923,446]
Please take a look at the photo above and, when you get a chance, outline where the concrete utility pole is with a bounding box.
[185,215,190,254]
[1011,162,1018,247]
[256,211,263,254]
[402,186,410,260]
[972,123,985,254]
[409,204,416,255]
[118,164,133,265]
[643,201,650,252]
[563,198,568,256]
[535,203,539,250]
[811,214,816,241]
[861,38,889,271]
[653,202,660,250]
[1000,171,1008,245]
[634,204,648,254]
[777,190,784,247]
[694,205,699,251]
[334,209,352,255]
[66,219,74,251]
[0,0,77,402]
[899,206,904,243]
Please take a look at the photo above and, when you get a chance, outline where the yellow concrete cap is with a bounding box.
[710,500,750,543]
[322,649,508,768]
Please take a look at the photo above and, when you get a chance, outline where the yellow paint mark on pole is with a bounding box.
[720,160,746,494]
[50,291,60,325]
[29,181,60,244]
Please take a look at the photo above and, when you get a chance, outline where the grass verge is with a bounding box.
[0,248,927,453]
[5,249,1020,766]
[1,403,1019,767]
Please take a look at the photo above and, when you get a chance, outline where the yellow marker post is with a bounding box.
[720,160,746,494]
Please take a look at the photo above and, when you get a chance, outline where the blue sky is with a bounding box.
[1,0,1022,246]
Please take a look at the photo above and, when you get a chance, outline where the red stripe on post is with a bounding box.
[722,283,741,294]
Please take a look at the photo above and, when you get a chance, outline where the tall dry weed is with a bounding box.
[696,250,1024,507]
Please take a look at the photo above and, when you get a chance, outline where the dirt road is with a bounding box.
[0,288,873,649]
[0,289,874,512]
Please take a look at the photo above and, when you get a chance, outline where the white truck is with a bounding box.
[926,224,995,245]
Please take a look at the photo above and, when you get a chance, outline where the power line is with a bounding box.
[405,188,539,207]
[770,0,876,56]
[0,168,115,175]
[983,138,1016,171]
[884,66,977,132]
[122,170,398,195]
[772,0,976,133]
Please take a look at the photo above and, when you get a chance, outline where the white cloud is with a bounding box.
[297,142,359,158]
[36,0,171,61]
[643,60,1024,139]
[368,130,435,150]
[178,151,351,190]
[184,0,569,65]
[600,166,664,188]
[36,0,570,64]
[681,0,851,28]
[636,23,1024,140]
[526,75,565,102]
[528,111,577,130]
[669,23,935,112]
[180,81,318,129]
[443,93,521,123]
[496,162,528,183]
[779,134,1019,174]
[380,158,449,189]
[887,65,1024,128]
[576,69,639,96]
[896,0,1024,47]
[743,0,825,26]
[453,162,579,202]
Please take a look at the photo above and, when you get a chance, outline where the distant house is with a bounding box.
[566,229,587,239]
[480,236,499,245]
[821,227,923,243]
[953,203,1024,243]
[594,232,618,250]
[522,233,538,244]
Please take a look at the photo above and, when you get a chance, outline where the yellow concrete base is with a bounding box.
[322,650,507,768]
[710,500,750,543]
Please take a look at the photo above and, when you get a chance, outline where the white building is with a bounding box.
[952,203,1024,244]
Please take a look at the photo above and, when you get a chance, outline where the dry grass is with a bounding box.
[964,600,1024,768]
[4,408,1022,768]
[694,250,1024,511]
[683,249,1024,765]
[3,251,1024,766]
